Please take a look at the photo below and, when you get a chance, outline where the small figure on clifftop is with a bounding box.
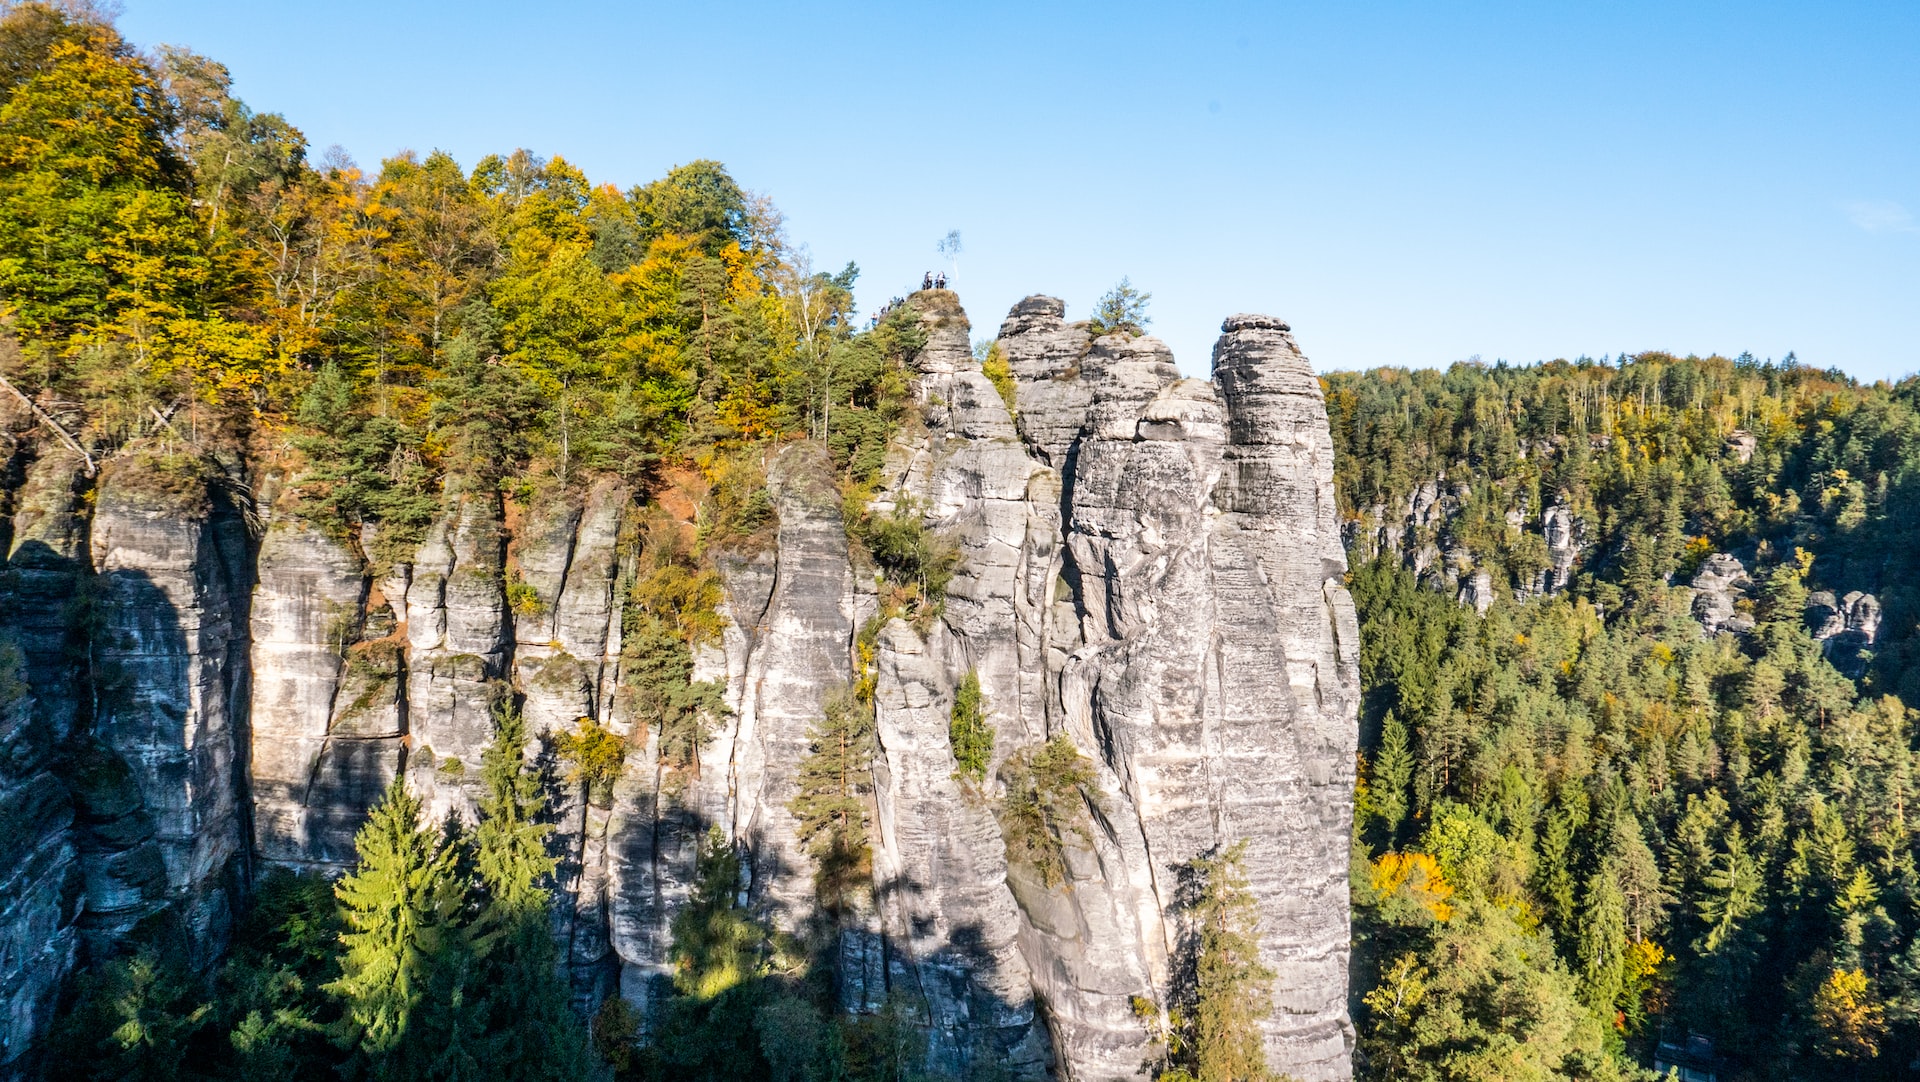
[935,272,947,290]
[922,272,933,290]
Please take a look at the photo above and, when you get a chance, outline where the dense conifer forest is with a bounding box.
[1334,357,1920,1079]
[9,3,1920,1080]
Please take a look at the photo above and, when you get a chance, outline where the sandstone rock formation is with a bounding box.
[0,290,1357,1081]
[1806,588,1881,678]
[1691,553,1757,637]
[1349,471,1585,608]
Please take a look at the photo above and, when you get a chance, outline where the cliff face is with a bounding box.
[0,447,253,1076]
[0,291,1356,1081]
[984,299,1358,1079]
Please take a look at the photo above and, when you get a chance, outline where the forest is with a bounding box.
[0,3,945,1079]
[9,2,1920,1080]
[1333,355,1920,1080]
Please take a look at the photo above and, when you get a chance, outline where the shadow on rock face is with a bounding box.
[606,797,1054,1080]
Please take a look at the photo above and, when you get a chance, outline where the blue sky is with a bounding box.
[119,1,1920,381]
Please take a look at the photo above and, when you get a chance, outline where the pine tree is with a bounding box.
[1089,277,1151,336]
[1372,710,1413,845]
[949,668,994,783]
[326,779,465,1067]
[791,688,876,911]
[1168,840,1276,1082]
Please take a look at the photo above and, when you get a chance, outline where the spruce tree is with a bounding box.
[471,700,591,1081]
[473,699,556,935]
[326,778,465,1067]
[791,688,876,910]
[1168,840,1276,1082]
[1372,710,1413,845]
[1577,865,1628,1018]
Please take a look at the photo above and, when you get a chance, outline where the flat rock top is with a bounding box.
[1221,313,1291,333]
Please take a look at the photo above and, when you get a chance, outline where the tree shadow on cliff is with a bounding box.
[605,803,1048,1082]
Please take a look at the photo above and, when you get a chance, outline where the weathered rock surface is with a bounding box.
[249,516,383,872]
[0,290,1357,1081]
[1807,588,1881,678]
[0,658,79,1079]
[88,455,251,959]
[874,296,1360,1079]
[1691,553,1757,636]
[1348,469,1586,608]
[403,487,511,824]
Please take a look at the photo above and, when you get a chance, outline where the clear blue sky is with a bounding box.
[118,1,1920,381]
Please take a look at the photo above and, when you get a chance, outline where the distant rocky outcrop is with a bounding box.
[1350,472,1586,609]
[1807,589,1881,678]
[1691,553,1758,637]
[1685,552,1882,676]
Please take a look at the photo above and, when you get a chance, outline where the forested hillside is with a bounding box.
[0,6,1355,1082]
[0,3,918,1078]
[14,3,1920,1081]
[1332,356,1920,1079]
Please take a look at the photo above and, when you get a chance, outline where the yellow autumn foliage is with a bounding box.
[1813,966,1886,1060]
[1370,851,1454,922]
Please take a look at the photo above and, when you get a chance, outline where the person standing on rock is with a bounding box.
[935,272,947,289]
[922,272,932,290]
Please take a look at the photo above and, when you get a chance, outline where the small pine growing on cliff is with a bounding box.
[949,669,994,783]
[791,688,877,911]
[849,499,960,627]
[1089,277,1152,337]
[998,734,1098,888]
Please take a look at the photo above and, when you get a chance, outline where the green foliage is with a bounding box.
[1359,899,1627,1082]
[790,689,876,912]
[1088,277,1151,337]
[630,159,750,254]
[1157,841,1279,1082]
[848,498,959,629]
[325,779,466,1067]
[618,507,729,783]
[0,5,189,338]
[289,361,439,566]
[949,669,994,783]
[503,575,543,618]
[554,716,626,807]
[209,869,344,1080]
[999,734,1098,889]
[1342,377,1920,1080]
[670,827,767,1001]
[50,949,211,1082]
[1368,711,1414,846]
[473,701,555,921]
[977,340,1017,416]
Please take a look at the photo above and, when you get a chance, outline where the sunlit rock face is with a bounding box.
[987,299,1358,1080]
[0,291,1356,1082]
[605,291,1356,1080]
